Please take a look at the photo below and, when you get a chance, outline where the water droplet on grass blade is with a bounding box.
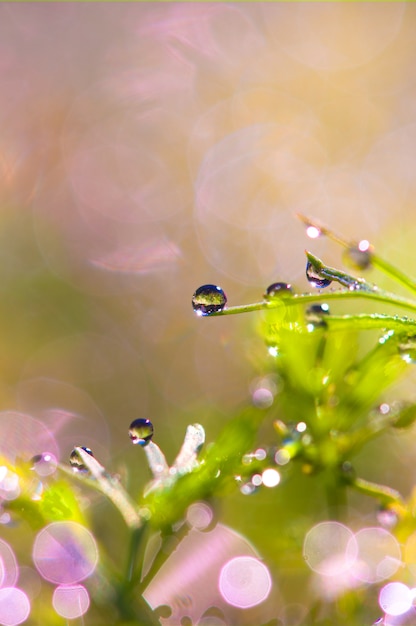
[129,418,154,446]
[306,262,331,288]
[306,303,330,328]
[192,284,227,316]
[69,447,94,472]
[398,336,416,364]
[377,506,398,530]
[264,282,293,300]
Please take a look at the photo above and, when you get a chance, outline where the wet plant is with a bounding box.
[2,217,416,624]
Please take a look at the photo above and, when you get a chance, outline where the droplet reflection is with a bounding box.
[192,285,227,316]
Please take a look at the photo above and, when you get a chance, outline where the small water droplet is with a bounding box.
[69,447,94,472]
[192,284,227,316]
[377,506,398,530]
[306,262,332,288]
[31,452,58,477]
[129,418,154,446]
[305,303,330,328]
[306,303,330,316]
[342,241,373,270]
[398,336,416,364]
[264,282,293,300]
[339,461,356,484]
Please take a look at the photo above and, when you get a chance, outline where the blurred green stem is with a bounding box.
[351,476,404,507]
[324,470,348,520]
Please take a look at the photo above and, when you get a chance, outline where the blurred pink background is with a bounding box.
[0,2,416,477]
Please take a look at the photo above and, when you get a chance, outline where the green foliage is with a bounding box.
[5,217,416,625]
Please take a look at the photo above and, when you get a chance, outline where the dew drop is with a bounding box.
[31,452,58,477]
[306,303,330,317]
[129,418,154,446]
[339,461,356,484]
[342,241,373,270]
[264,282,293,300]
[305,303,330,329]
[69,447,94,472]
[192,284,227,316]
[377,506,398,530]
[306,262,332,288]
[398,336,416,364]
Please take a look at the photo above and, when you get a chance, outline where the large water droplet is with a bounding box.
[343,241,373,270]
[192,284,227,316]
[129,418,154,446]
[264,282,293,300]
[306,262,332,288]
[69,447,94,472]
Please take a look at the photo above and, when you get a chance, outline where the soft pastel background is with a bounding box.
[2,2,416,623]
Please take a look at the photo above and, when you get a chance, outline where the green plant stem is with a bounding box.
[324,471,348,520]
[201,250,416,319]
[298,213,416,295]
[207,287,416,319]
[126,524,148,583]
[59,450,143,530]
[138,523,190,593]
[326,313,416,333]
[351,476,404,507]
[372,255,416,295]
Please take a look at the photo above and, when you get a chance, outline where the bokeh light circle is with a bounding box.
[0,587,31,626]
[348,527,401,584]
[0,411,59,464]
[303,522,357,576]
[186,502,214,531]
[0,540,19,589]
[218,556,272,608]
[262,468,281,488]
[32,521,98,584]
[52,584,90,619]
[379,582,412,617]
